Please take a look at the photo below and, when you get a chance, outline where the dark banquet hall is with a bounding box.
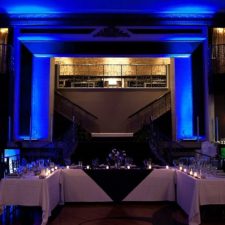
[1,0,225,225]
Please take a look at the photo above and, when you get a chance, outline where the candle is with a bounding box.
[127,165,130,169]
[66,165,70,169]
[55,166,58,170]
[86,165,90,169]
[184,168,187,173]
[148,164,152,169]
[106,165,109,169]
[40,169,46,176]
[179,166,183,171]
[51,168,54,172]
[166,165,169,169]
[194,172,198,177]
[45,169,50,176]
[189,170,193,176]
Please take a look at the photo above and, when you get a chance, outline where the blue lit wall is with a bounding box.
[14,42,51,140]
[175,56,193,140]
[31,56,51,139]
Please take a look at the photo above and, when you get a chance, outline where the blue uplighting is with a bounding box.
[164,5,215,14]
[175,56,194,140]
[19,36,58,41]
[31,56,51,140]
[7,5,57,14]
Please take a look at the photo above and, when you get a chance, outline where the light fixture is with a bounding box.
[0,28,8,34]
[215,28,224,34]
[108,78,118,85]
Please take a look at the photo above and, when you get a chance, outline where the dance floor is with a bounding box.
[1,202,225,225]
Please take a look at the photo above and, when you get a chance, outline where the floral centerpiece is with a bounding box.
[107,148,129,168]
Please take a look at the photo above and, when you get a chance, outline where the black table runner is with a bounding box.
[84,169,152,202]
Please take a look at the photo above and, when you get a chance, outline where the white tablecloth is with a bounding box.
[124,168,176,201]
[61,168,176,202]
[60,169,112,202]
[176,170,225,225]
[0,170,61,225]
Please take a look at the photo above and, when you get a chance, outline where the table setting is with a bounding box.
[0,159,62,225]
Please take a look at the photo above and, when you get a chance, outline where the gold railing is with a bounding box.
[56,64,169,89]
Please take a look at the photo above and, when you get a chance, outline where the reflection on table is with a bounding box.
[0,170,61,225]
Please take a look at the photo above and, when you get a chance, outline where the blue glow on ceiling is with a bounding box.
[8,5,58,14]
[2,0,225,15]
[164,5,215,14]
[167,37,206,41]
[19,36,58,41]
[18,35,206,42]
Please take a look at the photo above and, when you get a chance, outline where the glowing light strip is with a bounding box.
[31,56,50,139]
[175,56,193,140]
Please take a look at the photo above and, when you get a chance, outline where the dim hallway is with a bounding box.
[1,202,225,225]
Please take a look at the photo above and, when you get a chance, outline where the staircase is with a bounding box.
[127,91,171,132]
[54,91,171,165]
[54,91,99,164]
[54,91,98,132]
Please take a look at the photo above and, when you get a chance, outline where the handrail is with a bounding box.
[55,91,98,120]
[128,91,170,119]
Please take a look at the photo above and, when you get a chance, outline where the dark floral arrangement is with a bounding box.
[107,148,132,167]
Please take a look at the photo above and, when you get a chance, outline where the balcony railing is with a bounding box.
[56,63,169,89]
[127,91,171,132]
[55,91,99,132]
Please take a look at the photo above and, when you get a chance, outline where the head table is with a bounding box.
[0,167,225,225]
[60,168,176,202]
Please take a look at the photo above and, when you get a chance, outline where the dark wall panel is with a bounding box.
[192,44,205,137]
